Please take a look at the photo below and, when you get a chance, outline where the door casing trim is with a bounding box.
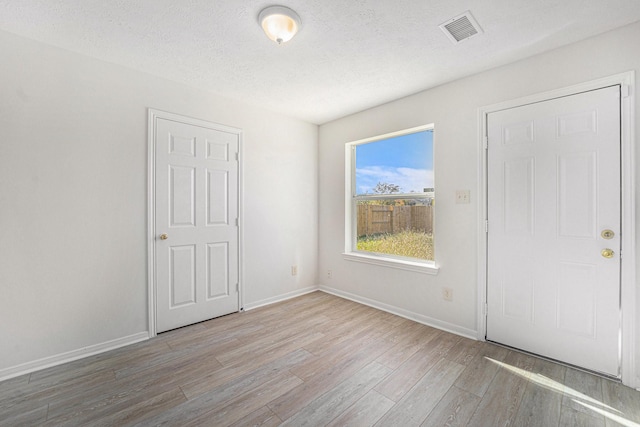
[476,71,636,387]
[147,109,244,338]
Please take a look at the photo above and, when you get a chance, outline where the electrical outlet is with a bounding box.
[442,287,453,301]
[456,190,470,204]
[291,265,297,276]
[327,270,332,279]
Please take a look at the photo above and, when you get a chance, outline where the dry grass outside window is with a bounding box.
[356,230,433,261]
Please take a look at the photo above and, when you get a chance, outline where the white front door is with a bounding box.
[154,117,240,333]
[486,86,621,376]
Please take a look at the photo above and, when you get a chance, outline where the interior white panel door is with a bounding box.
[155,118,239,333]
[487,86,621,376]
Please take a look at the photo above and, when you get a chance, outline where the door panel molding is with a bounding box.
[477,71,636,387]
[147,109,244,337]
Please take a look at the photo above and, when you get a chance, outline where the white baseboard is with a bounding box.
[243,286,319,311]
[0,331,149,382]
[319,285,478,340]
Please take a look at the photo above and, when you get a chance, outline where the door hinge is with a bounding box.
[485,220,488,233]
[235,218,239,226]
[235,152,239,161]
[484,303,488,315]
[483,136,488,150]
[236,283,239,292]
[622,84,630,98]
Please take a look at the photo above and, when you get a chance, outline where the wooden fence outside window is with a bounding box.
[357,204,433,237]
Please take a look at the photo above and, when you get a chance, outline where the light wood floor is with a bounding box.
[2,292,640,426]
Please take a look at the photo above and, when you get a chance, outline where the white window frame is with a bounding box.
[343,124,439,275]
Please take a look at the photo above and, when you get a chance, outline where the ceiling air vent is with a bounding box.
[439,11,483,44]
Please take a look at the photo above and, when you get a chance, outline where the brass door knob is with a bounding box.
[601,229,615,239]
[601,248,614,259]
[160,233,168,240]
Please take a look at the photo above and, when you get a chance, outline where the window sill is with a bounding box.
[342,252,439,275]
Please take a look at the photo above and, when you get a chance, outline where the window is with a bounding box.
[344,125,436,273]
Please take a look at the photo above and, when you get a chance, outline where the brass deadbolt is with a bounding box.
[601,229,615,240]
[601,248,615,259]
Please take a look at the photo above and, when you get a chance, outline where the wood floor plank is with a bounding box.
[453,342,509,397]
[220,302,286,323]
[0,292,632,427]
[305,296,370,320]
[375,323,441,370]
[443,337,481,366]
[301,316,376,355]
[214,323,326,366]
[247,307,331,335]
[309,306,368,331]
[180,347,314,400]
[374,331,460,402]
[267,291,333,314]
[0,403,48,427]
[137,358,306,427]
[227,406,283,427]
[374,357,465,426]
[601,379,640,426]
[367,307,411,327]
[256,296,338,328]
[25,339,170,389]
[562,367,605,421]
[375,339,425,372]
[280,362,392,426]
[466,350,536,426]
[268,337,390,421]
[44,344,225,421]
[530,356,567,382]
[325,390,395,427]
[293,332,386,382]
[216,329,325,368]
[176,360,280,401]
[42,340,222,418]
[361,315,410,343]
[0,369,114,416]
[164,319,264,351]
[512,357,566,427]
[559,405,606,427]
[302,312,392,358]
[78,388,187,427]
[182,373,303,427]
[419,385,481,427]
[513,378,562,427]
[112,339,218,379]
[47,337,287,422]
[153,321,209,341]
[0,373,29,395]
[44,374,194,426]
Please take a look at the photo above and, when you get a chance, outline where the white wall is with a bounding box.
[0,30,318,375]
[2,18,638,385]
[319,22,640,382]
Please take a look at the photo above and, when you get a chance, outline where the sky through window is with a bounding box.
[355,130,433,195]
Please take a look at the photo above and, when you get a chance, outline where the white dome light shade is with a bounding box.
[259,6,301,44]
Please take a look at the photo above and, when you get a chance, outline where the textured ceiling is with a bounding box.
[1,1,640,124]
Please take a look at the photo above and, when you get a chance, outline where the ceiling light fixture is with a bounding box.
[258,5,301,45]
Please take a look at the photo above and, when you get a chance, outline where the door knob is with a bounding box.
[601,229,615,239]
[601,248,614,259]
[160,233,168,240]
